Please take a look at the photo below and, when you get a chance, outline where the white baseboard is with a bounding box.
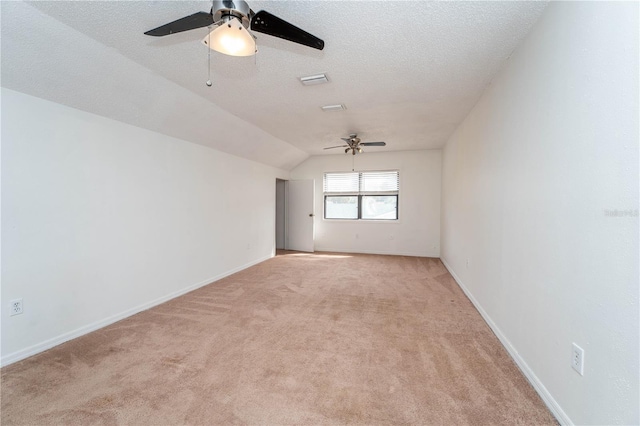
[0,254,272,367]
[316,246,439,258]
[439,257,572,426]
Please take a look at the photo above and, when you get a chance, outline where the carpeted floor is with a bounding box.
[1,252,556,425]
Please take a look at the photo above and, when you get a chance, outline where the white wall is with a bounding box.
[1,89,289,365]
[291,150,441,257]
[441,2,638,425]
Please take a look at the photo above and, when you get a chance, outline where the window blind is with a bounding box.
[360,171,399,193]
[323,171,399,194]
[323,172,359,194]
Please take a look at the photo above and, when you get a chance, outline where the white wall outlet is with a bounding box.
[466,259,470,268]
[10,298,24,316]
[572,343,585,375]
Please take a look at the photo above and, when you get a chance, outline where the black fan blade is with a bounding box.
[144,11,214,36]
[251,10,324,50]
[324,145,349,150]
[340,138,352,143]
[361,142,386,147]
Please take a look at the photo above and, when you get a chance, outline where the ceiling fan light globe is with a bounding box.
[205,17,256,56]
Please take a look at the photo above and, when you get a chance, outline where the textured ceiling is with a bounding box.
[1,1,548,170]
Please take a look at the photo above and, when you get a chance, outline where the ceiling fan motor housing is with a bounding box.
[212,0,252,28]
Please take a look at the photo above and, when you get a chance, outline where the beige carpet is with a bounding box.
[1,252,556,425]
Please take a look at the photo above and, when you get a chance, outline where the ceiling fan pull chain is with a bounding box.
[206,28,213,87]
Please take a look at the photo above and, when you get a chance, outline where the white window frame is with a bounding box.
[323,170,399,221]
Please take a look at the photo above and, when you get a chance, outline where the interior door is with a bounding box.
[286,179,314,252]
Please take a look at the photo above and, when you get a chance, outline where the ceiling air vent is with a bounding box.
[321,104,346,112]
[299,73,329,86]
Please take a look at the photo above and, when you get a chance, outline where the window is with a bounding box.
[323,171,399,220]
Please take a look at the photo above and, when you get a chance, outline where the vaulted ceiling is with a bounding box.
[1,1,547,170]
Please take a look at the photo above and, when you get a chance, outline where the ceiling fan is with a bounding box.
[324,134,387,155]
[144,0,324,56]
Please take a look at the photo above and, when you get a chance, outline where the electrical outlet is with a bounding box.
[466,259,470,268]
[10,298,23,316]
[572,343,584,376]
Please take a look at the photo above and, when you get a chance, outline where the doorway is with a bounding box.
[275,179,286,250]
[275,179,315,253]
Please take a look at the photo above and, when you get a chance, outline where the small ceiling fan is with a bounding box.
[144,0,324,56]
[324,134,387,155]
